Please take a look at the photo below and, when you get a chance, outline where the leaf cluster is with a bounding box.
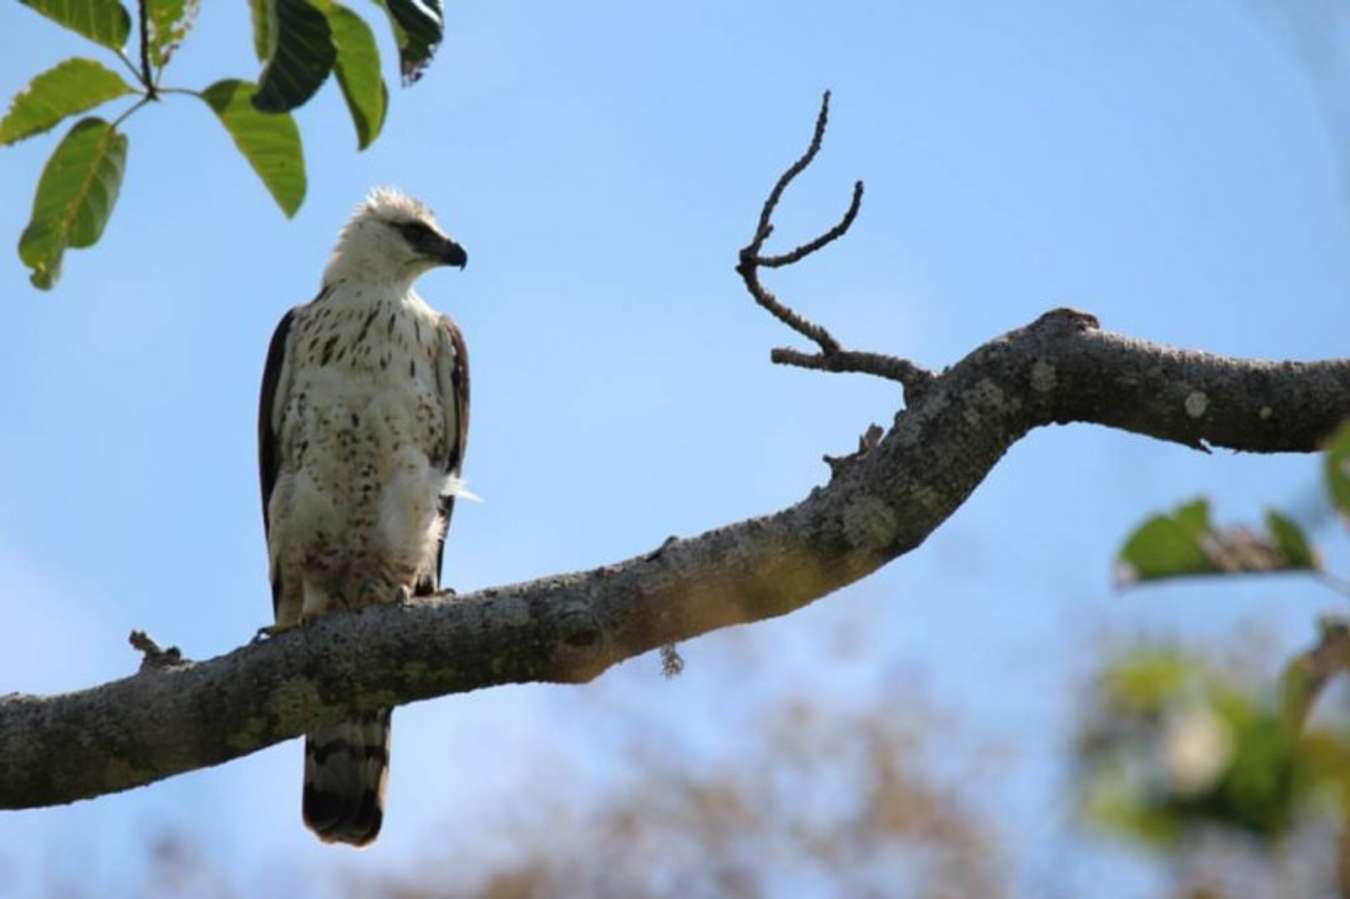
[4,0,446,288]
[1084,422,1350,851]
[1077,646,1346,847]
[1116,422,1350,587]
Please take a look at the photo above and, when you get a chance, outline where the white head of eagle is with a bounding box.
[323,186,467,286]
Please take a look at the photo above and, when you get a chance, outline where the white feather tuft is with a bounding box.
[362,186,433,222]
[440,473,482,503]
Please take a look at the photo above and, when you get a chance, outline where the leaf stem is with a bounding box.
[114,49,143,86]
[156,86,204,99]
[111,96,152,130]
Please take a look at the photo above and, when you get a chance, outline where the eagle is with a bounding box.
[258,187,470,846]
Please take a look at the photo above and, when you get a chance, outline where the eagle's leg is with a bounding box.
[254,578,331,640]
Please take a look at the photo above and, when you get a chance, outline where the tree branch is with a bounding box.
[137,0,157,98]
[3,308,1346,810]
[770,346,933,389]
[736,91,852,357]
[3,98,1349,812]
[735,92,934,403]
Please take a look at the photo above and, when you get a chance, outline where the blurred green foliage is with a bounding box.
[1078,646,1349,846]
[1087,419,1350,886]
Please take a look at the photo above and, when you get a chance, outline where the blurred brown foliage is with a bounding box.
[341,695,1004,899]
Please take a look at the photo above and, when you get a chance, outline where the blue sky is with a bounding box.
[1,1,1348,895]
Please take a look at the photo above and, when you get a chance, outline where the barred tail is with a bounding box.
[302,708,392,846]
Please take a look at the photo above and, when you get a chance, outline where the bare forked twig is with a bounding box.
[735,92,934,400]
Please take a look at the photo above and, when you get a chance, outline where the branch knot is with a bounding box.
[129,630,189,673]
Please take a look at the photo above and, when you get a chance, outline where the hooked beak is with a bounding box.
[438,237,467,269]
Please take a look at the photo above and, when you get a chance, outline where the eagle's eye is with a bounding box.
[398,221,434,244]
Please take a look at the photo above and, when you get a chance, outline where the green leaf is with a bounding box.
[254,0,336,113]
[1116,499,1213,584]
[146,0,200,68]
[1116,499,1318,585]
[18,0,132,50]
[326,3,386,149]
[1325,420,1350,520]
[18,117,127,289]
[200,80,305,217]
[372,0,443,84]
[1265,510,1318,571]
[249,0,273,61]
[0,58,135,146]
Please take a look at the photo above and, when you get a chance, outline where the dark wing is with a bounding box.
[259,288,328,535]
[259,305,305,616]
[443,315,471,478]
[417,314,470,595]
[258,307,297,538]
